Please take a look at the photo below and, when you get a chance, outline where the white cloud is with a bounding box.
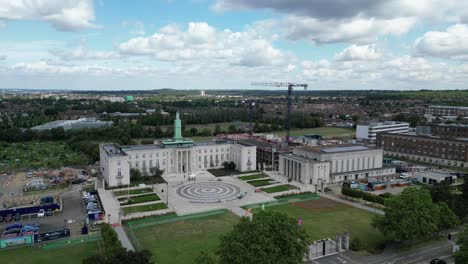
[119,22,293,67]
[414,24,468,60]
[51,46,120,61]
[0,0,99,31]
[334,44,381,61]
[0,55,6,60]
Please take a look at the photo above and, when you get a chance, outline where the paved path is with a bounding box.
[97,188,121,224]
[319,193,385,215]
[114,225,135,251]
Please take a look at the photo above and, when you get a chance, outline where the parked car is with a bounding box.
[37,209,45,218]
[14,213,21,221]
[0,215,4,222]
[430,259,447,264]
[4,214,12,222]
[46,209,53,217]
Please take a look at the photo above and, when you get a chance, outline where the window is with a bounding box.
[117,168,121,177]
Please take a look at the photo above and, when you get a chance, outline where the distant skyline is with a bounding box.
[1,0,468,90]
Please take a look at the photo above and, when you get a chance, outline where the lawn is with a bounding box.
[248,179,275,187]
[119,193,161,205]
[0,141,89,171]
[207,168,259,177]
[238,173,268,181]
[250,198,386,253]
[122,203,168,215]
[273,127,354,138]
[114,187,153,197]
[0,241,99,264]
[131,211,239,264]
[262,184,298,193]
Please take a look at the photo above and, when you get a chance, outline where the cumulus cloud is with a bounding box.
[214,0,468,44]
[414,24,468,60]
[119,22,293,67]
[0,55,6,60]
[334,44,382,61]
[0,0,99,31]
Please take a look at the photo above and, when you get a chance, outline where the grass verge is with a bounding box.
[262,184,298,193]
[122,203,168,215]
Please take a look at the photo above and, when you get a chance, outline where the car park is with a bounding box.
[37,209,45,218]
[14,213,21,221]
[46,209,53,217]
[0,215,4,223]
[4,214,12,222]
[430,259,447,264]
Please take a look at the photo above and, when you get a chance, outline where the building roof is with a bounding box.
[282,154,317,163]
[416,171,454,179]
[296,144,374,154]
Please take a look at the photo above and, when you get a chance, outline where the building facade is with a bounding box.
[100,112,256,186]
[430,124,468,138]
[426,105,468,117]
[356,121,410,140]
[278,145,395,190]
[377,132,468,168]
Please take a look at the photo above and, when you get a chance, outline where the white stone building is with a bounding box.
[279,145,395,190]
[100,112,256,187]
[356,121,409,141]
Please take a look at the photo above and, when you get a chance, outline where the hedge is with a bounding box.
[341,187,386,205]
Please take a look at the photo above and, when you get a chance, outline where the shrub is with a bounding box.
[350,237,362,251]
[341,187,386,205]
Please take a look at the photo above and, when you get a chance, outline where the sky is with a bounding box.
[1,0,468,90]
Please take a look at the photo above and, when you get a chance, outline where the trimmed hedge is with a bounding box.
[341,187,386,205]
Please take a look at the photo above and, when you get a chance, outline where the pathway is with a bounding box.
[230,206,252,219]
[319,192,385,215]
[114,225,135,251]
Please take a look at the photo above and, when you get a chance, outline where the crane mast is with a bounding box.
[251,82,308,144]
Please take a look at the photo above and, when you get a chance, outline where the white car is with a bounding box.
[37,209,45,218]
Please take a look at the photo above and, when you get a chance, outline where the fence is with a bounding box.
[41,234,102,250]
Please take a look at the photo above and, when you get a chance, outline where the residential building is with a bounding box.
[356,121,410,140]
[100,112,256,186]
[377,133,468,168]
[426,105,468,117]
[430,124,468,138]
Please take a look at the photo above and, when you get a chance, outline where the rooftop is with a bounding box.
[416,171,455,179]
[297,144,374,154]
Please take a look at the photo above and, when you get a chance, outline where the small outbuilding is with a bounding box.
[415,171,457,185]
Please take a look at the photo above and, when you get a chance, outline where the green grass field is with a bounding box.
[114,187,153,197]
[250,200,385,253]
[262,184,298,193]
[0,241,99,264]
[238,173,268,181]
[119,193,161,205]
[274,127,354,138]
[0,141,89,171]
[131,212,239,264]
[122,203,168,215]
[248,179,275,187]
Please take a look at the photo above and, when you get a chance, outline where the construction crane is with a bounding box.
[248,100,255,137]
[251,82,308,143]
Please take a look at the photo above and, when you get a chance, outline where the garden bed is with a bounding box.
[122,203,168,215]
[119,193,161,205]
[262,184,298,193]
[238,173,268,181]
[248,179,275,187]
[114,187,153,197]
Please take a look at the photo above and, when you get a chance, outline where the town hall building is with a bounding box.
[100,112,256,186]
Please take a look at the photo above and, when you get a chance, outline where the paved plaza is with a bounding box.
[162,173,276,215]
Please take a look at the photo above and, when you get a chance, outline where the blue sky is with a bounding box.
[1,0,468,90]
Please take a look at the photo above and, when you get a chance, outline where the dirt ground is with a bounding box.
[293,197,350,213]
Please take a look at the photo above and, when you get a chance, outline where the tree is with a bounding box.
[195,251,217,264]
[437,202,460,231]
[149,167,166,183]
[130,168,142,182]
[217,210,309,264]
[214,124,222,135]
[222,161,236,171]
[455,227,468,264]
[227,125,237,134]
[372,188,439,241]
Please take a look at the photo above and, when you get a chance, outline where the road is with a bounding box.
[308,240,454,264]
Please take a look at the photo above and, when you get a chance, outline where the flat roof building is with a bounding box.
[356,121,409,141]
[278,144,395,191]
[426,105,468,117]
[377,132,468,168]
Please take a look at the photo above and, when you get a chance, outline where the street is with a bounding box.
[309,240,454,264]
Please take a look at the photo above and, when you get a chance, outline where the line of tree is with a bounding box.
[341,187,388,205]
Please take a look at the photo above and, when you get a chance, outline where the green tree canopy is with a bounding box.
[455,227,468,264]
[372,188,440,241]
[217,210,309,264]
